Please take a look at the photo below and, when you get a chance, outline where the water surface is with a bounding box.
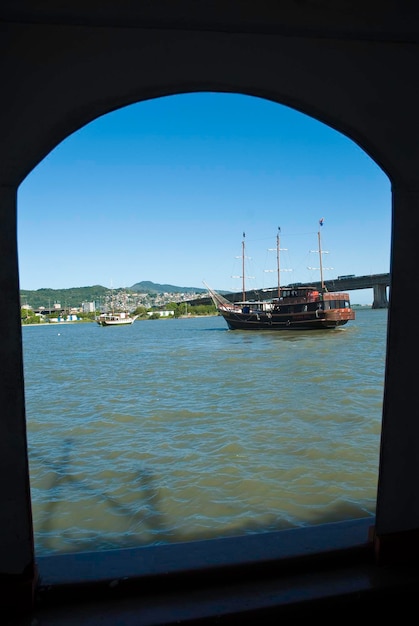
[23,309,386,556]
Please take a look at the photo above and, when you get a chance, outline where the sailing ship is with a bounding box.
[205,221,355,331]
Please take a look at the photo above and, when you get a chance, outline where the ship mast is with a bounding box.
[266,226,290,297]
[232,231,253,302]
[242,232,246,302]
[317,218,328,292]
[318,228,325,291]
[308,218,330,291]
[276,226,281,298]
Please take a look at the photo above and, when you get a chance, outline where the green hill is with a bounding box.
[130,281,206,294]
[20,282,207,309]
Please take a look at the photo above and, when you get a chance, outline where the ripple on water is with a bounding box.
[23,312,386,555]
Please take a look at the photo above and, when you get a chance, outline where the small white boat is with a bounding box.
[96,312,138,327]
[97,286,138,326]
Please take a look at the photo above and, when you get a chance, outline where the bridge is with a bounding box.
[191,273,390,309]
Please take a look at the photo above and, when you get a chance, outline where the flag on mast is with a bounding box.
[319,217,324,227]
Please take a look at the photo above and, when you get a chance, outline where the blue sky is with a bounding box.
[17,92,391,305]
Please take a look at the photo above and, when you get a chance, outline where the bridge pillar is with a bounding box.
[372,283,388,309]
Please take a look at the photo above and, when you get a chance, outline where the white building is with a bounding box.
[82,301,96,313]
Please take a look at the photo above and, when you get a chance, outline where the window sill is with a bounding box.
[32,517,418,623]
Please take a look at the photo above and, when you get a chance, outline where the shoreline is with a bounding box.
[22,315,218,328]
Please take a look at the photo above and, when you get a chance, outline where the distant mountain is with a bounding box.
[130,281,206,294]
[20,281,207,309]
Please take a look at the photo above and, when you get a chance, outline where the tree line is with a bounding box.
[21,301,217,324]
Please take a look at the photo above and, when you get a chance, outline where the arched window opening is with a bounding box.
[18,93,390,559]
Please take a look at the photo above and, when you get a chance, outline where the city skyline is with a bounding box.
[17,92,391,305]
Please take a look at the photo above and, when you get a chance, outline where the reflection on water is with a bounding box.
[23,309,387,556]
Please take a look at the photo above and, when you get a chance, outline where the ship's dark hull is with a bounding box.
[205,282,355,331]
[221,309,353,331]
